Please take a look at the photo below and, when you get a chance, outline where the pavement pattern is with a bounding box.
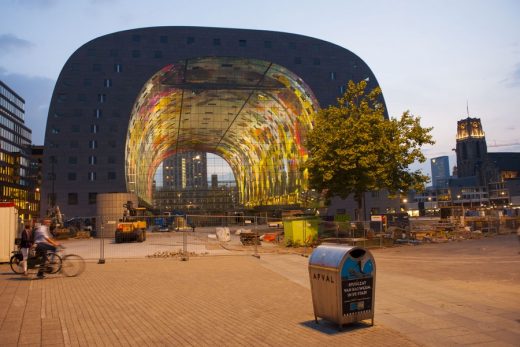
[0,234,519,346]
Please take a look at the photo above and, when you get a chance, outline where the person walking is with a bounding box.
[34,218,60,279]
[19,223,34,276]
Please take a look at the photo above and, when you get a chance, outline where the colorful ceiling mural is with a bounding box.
[125,57,320,207]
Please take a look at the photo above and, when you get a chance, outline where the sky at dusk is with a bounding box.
[1,0,519,178]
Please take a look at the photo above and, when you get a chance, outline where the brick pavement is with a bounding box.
[1,234,519,346]
[0,256,416,346]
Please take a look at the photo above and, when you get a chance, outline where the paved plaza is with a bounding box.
[0,234,519,346]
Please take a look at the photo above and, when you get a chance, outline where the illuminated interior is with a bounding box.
[126,57,319,207]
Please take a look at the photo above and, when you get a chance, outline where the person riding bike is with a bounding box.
[34,218,61,278]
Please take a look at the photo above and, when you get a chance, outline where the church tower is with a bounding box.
[455,117,488,183]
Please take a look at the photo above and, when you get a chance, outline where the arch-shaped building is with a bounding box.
[42,27,387,217]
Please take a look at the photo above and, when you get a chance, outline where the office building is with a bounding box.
[0,80,38,220]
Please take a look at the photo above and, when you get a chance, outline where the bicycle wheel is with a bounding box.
[10,254,23,274]
[47,254,63,274]
[61,254,85,277]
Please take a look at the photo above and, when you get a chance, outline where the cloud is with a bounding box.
[502,63,520,87]
[0,68,55,145]
[0,34,33,54]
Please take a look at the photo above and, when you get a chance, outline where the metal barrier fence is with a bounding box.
[50,214,509,261]
[52,214,285,261]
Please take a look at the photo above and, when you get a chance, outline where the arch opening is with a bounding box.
[126,57,320,208]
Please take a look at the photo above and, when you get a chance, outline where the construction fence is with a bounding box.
[24,214,520,261]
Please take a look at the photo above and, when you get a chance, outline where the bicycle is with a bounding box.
[10,246,62,275]
[10,245,85,277]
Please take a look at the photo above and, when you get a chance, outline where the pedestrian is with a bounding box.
[33,218,61,279]
[19,222,34,276]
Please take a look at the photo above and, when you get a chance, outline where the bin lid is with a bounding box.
[309,244,357,269]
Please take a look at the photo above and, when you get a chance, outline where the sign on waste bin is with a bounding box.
[308,244,376,329]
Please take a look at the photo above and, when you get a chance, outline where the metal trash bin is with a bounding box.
[308,244,376,328]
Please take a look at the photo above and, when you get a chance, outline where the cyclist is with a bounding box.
[34,218,61,279]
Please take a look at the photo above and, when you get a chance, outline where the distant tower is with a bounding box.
[430,156,450,188]
[455,117,487,183]
[211,174,218,189]
[162,151,207,189]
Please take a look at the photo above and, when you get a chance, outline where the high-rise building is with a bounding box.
[0,80,37,220]
[431,156,450,188]
[162,151,207,189]
[455,117,487,183]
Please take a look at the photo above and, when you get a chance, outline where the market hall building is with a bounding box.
[41,27,387,217]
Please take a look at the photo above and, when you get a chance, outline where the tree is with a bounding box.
[304,80,434,220]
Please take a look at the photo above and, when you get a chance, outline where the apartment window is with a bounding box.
[57,94,67,103]
[94,109,102,118]
[313,58,321,66]
[88,192,97,205]
[98,94,106,103]
[108,156,116,164]
[213,38,221,46]
[51,128,60,134]
[77,94,86,102]
[132,34,141,42]
[88,156,97,165]
[108,140,116,148]
[104,79,112,88]
[68,193,78,205]
[87,49,96,57]
[114,64,122,73]
[70,140,79,148]
[160,35,168,43]
[238,39,247,47]
[83,79,92,86]
[93,64,101,72]
[186,37,195,44]
[90,124,99,133]
[68,156,77,164]
[154,51,163,59]
[109,124,117,133]
[264,41,272,48]
[67,172,77,181]
[340,85,346,94]
[132,50,140,58]
[89,140,97,149]
[294,57,302,64]
[108,172,116,180]
[88,172,96,181]
[71,125,80,133]
[109,49,119,57]
[330,72,336,80]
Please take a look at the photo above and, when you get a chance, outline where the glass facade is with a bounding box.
[0,80,38,220]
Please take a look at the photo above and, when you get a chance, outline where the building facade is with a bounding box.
[431,156,450,188]
[162,151,207,190]
[0,80,38,220]
[42,27,387,217]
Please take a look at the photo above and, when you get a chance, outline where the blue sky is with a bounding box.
[1,0,519,178]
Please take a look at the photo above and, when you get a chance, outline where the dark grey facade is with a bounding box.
[42,27,386,217]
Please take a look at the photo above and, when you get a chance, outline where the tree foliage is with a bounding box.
[304,80,434,213]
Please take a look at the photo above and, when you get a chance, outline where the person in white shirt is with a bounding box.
[33,218,60,278]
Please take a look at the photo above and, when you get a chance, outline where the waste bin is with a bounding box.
[308,244,376,328]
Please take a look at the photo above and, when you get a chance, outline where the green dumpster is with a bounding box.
[283,217,320,245]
